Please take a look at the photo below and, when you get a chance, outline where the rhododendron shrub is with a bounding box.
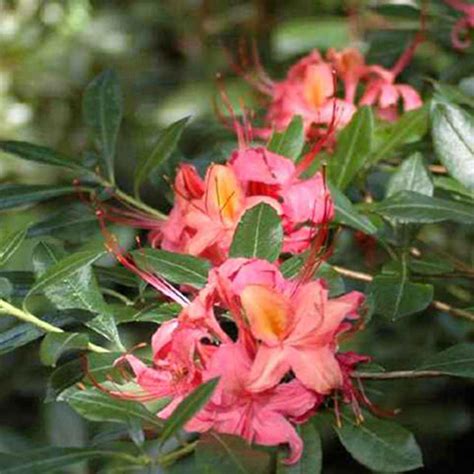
[1,3,474,474]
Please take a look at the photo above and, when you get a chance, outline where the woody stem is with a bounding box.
[0,298,110,354]
[331,265,474,322]
[353,370,445,380]
[100,179,167,220]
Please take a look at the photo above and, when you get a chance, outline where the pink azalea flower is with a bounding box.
[359,35,424,120]
[158,146,333,263]
[444,0,474,49]
[208,258,364,394]
[186,340,322,464]
[263,51,356,137]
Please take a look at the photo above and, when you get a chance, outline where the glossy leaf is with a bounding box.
[39,332,89,367]
[62,387,165,430]
[132,248,210,288]
[335,412,423,472]
[434,176,474,200]
[386,153,433,198]
[229,203,283,261]
[432,102,474,190]
[160,378,219,444]
[329,184,378,235]
[268,115,305,160]
[0,185,76,211]
[370,105,429,164]
[372,191,474,224]
[369,273,433,320]
[195,433,273,474]
[328,106,374,190]
[0,227,28,267]
[134,116,189,195]
[0,447,136,474]
[417,343,474,377]
[0,140,85,171]
[83,70,123,182]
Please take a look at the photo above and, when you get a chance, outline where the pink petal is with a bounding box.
[397,85,422,111]
[247,345,291,392]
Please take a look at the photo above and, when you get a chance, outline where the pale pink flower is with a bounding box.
[444,0,474,49]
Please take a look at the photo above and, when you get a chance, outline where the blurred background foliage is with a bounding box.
[0,0,473,472]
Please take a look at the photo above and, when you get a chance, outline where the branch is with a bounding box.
[353,370,445,380]
[332,265,474,322]
[0,298,110,354]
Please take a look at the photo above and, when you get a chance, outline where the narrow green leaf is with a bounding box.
[268,115,305,160]
[132,248,210,288]
[0,227,28,267]
[370,105,429,164]
[329,184,378,235]
[195,433,272,474]
[0,140,85,171]
[328,106,374,190]
[417,343,474,377]
[433,82,474,108]
[39,332,89,367]
[0,447,137,473]
[31,242,121,346]
[369,271,433,320]
[134,116,189,196]
[432,102,474,190]
[386,153,433,198]
[409,257,454,275]
[0,271,34,297]
[372,191,474,224]
[160,378,219,444]
[83,70,123,182]
[278,422,322,473]
[0,277,12,297]
[334,412,423,472]
[434,176,474,200]
[0,185,76,210]
[28,248,105,301]
[229,203,283,261]
[63,387,165,430]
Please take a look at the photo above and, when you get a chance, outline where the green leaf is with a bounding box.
[28,248,105,302]
[433,82,474,108]
[278,422,322,473]
[409,257,454,275]
[432,102,474,191]
[46,352,121,401]
[334,412,423,472]
[229,203,283,261]
[0,271,34,297]
[160,378,219,444]
[0,140,85,171]
[268,115,305,160]
[62,387,165,430]
[83,70,123,182]
[0,313,73,356]
[369,270,433,320]
[195,433,273,474]
[134,116,189,196]
[372,191,474,224]
[0,226,28,267]
[0,447,136,474]
[417,343,474,377]
[329,184,378,235]
[328,106,374,190]
[386,153,433,198]
[0,277,12,297]
[370,105,429,164]
[31,242,121,346]
[434,176,474,200]
[39,332,89,367]
[132,248,210,288]
[0,185,76,210]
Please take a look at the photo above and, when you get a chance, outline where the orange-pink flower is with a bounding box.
[158,147,333,263]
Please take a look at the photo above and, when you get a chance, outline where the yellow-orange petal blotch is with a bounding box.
[303,63,334,109]
[240,284,291,344]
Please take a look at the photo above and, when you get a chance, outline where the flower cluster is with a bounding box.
[100,40,425,463]
[118,258,367,463]
[243,40,423,138]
